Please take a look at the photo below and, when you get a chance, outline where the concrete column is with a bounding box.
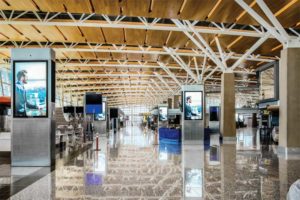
[279,48,300,151]
[278,157,300,198]
[221,144,236,199]
[220,72,236,140]
[167,98,172,109]
[173,95,180,109]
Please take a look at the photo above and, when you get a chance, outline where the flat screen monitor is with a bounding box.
[85,93,102,114]
[209,106,219,121]
[86,104,102,114]
[110,108,118,118]
[158,107,168,122]
[63,106,74,113]
[75,106,84,114]
[94,102,106,121]
[13,61,48,118]
[257,61,279,102]
[85,93,102,105]
[184,91,203,120]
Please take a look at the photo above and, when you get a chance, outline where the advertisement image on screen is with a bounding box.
[86,104,102,114]
[159,107,168,121]
[184,91,203,120]
[94,102,106,121]
[14,61,47,117]
[260,67,275,100]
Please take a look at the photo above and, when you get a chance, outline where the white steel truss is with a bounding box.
[0,9,276,107]
[0,10,275,38]
[236,0,300,48]
[57,60,257,75]
[0,43,275,63]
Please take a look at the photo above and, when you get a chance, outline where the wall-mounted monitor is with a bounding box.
[158,107,168,121]
[184,91,203,120]
[85,93,102,114]
[110,108,118,119]
[209,106,219,121]
[63,106,74,113]
[94,102,106,121]
[75,106,84,114]
[13,61,48,118]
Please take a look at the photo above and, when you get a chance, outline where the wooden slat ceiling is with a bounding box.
[0,0,299,27]
[0,24,283,57]
[0,0,299,106]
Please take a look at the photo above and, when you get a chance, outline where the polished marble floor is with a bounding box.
[1,126,300,199]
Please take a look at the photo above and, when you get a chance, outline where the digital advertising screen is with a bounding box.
[110,108,118,118]
[85,93,102,114]
[86,104,102,114]
[63,106,74,113]
[94,102,106,121]
[260,67,275,100]
[184,91,203,120]
[158,107,168,122]
[209,106,220,121]
[13,61,48,118]
[75,106,84,114]
[85,93,102,105]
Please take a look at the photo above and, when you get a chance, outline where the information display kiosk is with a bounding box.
[182,85,205,144]
[11,48,56,166]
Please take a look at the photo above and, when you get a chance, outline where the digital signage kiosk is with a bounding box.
[11,48,56,166]
[182,85,205,144]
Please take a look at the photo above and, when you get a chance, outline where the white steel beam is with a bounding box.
[58,61,257,75]
[0,11,271,38]
[158,62,182,86]
[235,0,286,44]
[164,47,198,82]
[256,0,289,40]
[153,72,173,92]
[0,44,275,63]
[231,32,270,70]
[185,20,227,71]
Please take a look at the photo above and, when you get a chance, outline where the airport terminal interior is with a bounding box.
[0,0,300,199]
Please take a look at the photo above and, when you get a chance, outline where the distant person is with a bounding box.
[185,96,197,120]
[15,70,39,116]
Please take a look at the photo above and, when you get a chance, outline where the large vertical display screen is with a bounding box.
[85,93,102,114]
[94,102,106,121]
[158,107,168,122]
[260,67,275,100]
[184,91,203,120]
[13,61,48,117]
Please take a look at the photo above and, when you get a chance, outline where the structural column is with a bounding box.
[220,72,236,140]
[279,48,300,152]
[173,95,181,109]
[167,98,173,109]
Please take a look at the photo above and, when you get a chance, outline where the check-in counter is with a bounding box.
[159,127,181,144]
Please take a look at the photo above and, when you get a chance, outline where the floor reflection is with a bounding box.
[3,126,300,199]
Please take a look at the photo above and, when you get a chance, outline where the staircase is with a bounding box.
[55,107,68,127]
